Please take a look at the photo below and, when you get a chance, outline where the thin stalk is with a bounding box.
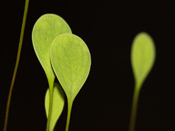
[46,82,54,131]
[129,84,141,131]
[65,100,73,131]
[3,1,30,131]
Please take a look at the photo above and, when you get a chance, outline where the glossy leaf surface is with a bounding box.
[45,83,65,131]
[131,32,156,88]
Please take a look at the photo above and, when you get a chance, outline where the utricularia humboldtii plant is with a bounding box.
[3,1,156,130]
[32,14,156,131]
[129,32,156,131]
[32,14,91,131]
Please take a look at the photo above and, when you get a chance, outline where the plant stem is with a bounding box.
[65,100,73,131]
[129,85,140,131]
[46,82,54,131]
[3,1,29,131]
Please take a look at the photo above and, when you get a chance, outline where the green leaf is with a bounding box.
[129,32,156,131]
[50,33,91,102]
[32,14,72,131]
[131,32,156,88]
[50,33,91,131]
[32,14,72,87]
[45,83,65,131]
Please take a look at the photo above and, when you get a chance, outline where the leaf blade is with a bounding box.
[129,32,156,131]
[32,14,72,83]
[50,33,91,101]
[32,14,72,131]
[131,32,156,87]
[50,33,91,131]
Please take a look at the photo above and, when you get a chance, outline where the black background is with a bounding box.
[1,0,175,131]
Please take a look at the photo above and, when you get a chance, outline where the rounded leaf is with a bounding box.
[131,32,156,87]
[50,33,91,101]
[32,14,72,82]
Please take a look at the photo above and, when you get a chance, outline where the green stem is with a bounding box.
[46,82,54,131]
[3,1,29,131]
[129,84,141,131]
[65,100,73,131]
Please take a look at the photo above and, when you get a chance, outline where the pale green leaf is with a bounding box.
[45,83,65,131]
[131,32,156,88]
[32,14,72,87]
[50,33,91,131]
[50,33,91,102]
[32,14,71,131]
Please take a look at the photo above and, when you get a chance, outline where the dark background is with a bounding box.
[1,0,175,131]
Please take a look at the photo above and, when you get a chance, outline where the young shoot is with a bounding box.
[32,14,72,131]
[32,14,91,131]
[129,32,156,131]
